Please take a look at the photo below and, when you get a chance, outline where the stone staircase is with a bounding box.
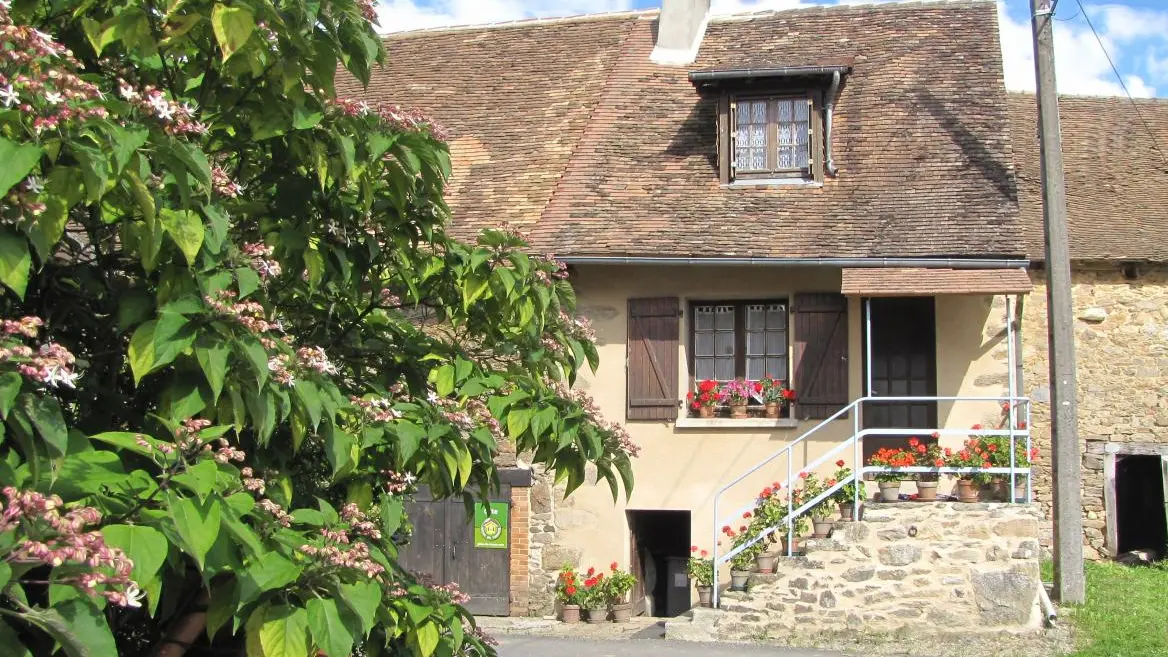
[665,502,1046,643]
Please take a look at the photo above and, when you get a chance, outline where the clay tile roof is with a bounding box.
[1008,92,1168,263]
[841,267,1032,296]
[342,1,1023,259]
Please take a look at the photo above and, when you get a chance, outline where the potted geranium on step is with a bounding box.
[580,567,609,623]
[910,435,943,501]
[829,460,865,520]
[555,565,584,623]
[799,472,836,538]
[868,447,913,501]
[605,562,636,623]
[687,546,714,607]
[944,437,993,503]
[722,524,759,590]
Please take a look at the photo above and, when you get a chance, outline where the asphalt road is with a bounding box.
[496,635,852,657]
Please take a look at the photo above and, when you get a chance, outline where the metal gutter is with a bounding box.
[558,256,1031,269]
[824,70,841,176]
[688,64,851,84]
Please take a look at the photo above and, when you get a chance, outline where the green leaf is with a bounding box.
[128,319,157,384]
[507,407,533,440]
[293,380,321,430]
[434,364,455,397]
[339,580,380,636]
[324,424,355,478]
[168,492,221,569]
[238,552,302,608]
[530,406,557,440]
[211,3,256,61]
[109,126,149,176]
[0,230,31,298]
[172,459,218,502]
[0,561,11,592]
[48,450,126,500]
[19,393,68,456]
[239,339,269,388]
[0,372,22,419]
[391,421,424,464]
[259,605,308,657]
[235,266,260,299]
[0,619,31,657]
[414,621,440,657]
[160,209,205,266]
[20,598,117,657]
[206,578,237,640]
[380,496,403,537]
[196,338,230,404]
[307,598,357,657]
[101,525,167,584]
[202,206,229,253]
[0,137,41,196]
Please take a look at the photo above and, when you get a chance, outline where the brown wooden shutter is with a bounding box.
[718,94,731,185]
[627,297,680,421]
[793,293,848,420]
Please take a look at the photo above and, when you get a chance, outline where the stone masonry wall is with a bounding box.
[667,503,1043,642]
[1022,265,1168,559]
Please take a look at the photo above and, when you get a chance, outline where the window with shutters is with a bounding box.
[691,300,790,404]
[724,94,819,183]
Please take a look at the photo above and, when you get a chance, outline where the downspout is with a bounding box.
[824,70,841,177]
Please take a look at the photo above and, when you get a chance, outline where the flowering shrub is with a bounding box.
[758,376,796,405]
[828,459,867,505]
[943,438,995,484]
[687,546,714,587]
[720,378,759,406]
[605,562,637,603]
[555,565,583,605]
[0,0,638,653]
[868,447,916,483]
[687,379,720,414]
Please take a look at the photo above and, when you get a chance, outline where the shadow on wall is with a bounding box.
[935,295,1006,429]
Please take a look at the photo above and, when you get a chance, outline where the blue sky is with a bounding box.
[373,0,1168,97]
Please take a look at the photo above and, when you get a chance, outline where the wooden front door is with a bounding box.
[862,297,937,460]
[399,487,512,615]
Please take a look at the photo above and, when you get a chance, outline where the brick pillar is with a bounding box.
[509,486,531,616]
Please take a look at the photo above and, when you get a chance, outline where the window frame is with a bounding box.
[732,94,814,180]
[717,88,824,185]
[687,299,792,401]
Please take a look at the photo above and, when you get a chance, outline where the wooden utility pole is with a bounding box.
[1029,0,1085,603]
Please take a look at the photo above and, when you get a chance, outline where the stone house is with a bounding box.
[1009,94,1168,560]
[336,0,1145,619]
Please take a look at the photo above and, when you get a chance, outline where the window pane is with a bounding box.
[696,358,714,381]
[766,357,787,380]
[766,305,786,328]
[695,332,714,357]
[715,357,735,381]
[766,330,787,355]
[746,331,765,356]
[776,98,792,122]
[746,305,765,330]
[751,101,766,123]
[794,99,809,122]
[746,357,764,381]
[714,306,734,330]
[715,331,734,356]
[695,306,714,331]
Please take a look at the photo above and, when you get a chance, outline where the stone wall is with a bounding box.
[667,503,1044,642]
[1022,265,1168,558]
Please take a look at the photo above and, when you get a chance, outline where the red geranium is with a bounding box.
[835,459,845,467]
[610,561,618,571]
[698,379,718,393]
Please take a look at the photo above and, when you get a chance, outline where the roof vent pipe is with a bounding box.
[650,0,711,65]
[824,69,841,177]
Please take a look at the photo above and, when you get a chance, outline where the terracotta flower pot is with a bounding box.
[838,502,857,521]
[878,481,901,502]
[916,481,939,501]
[764,401,781,418]
[584,606,609,624]
[812,518,834,538]
[780,535,801,555]
[754,551,778,573]
[696,585,713,607]
[561,604,581,623]
[729,570,751,591]
[956,478,981,503]
[699,405,715,418]
[611,601,632,623]
[730,403,748,419]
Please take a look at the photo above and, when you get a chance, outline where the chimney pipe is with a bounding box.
[650,0,711,65]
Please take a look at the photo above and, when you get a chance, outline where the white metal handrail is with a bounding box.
[710,394,1032,607]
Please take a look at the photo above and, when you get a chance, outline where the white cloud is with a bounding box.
[1094,4,1168,42]
[375,0,632,32]
[997,1,1157,97]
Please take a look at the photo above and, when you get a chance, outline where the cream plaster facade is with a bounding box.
[538,265,1021,589]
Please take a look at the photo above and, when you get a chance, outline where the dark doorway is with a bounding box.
[627,510,690,618]
[1115,455,1168,554]
[862,297,938,462]
[399,487,511,615]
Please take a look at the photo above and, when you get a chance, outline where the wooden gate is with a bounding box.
[398,486,512,615]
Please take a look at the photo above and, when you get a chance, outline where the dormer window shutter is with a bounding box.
[729,99,738,178]
[808,97,820,181]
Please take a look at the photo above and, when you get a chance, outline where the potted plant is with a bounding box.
[687,546,714,607]
[868,447,913,501]
[605,562,636,622]
[721,524,759,590]
[580,568,609,623]
[943,437,993,503]
[829,460,865,520]
[909,435,944,501]
[982,430,1037,501]
[796,472,835,538]
[554,565,583,623]
[758,376,795,418]
[687,379,720,418]
[719,378,757,419]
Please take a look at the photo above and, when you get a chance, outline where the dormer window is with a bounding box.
[689,64,850,186]
[733,96,813,180]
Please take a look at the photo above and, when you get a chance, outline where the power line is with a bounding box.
[1073,0,1168,170]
